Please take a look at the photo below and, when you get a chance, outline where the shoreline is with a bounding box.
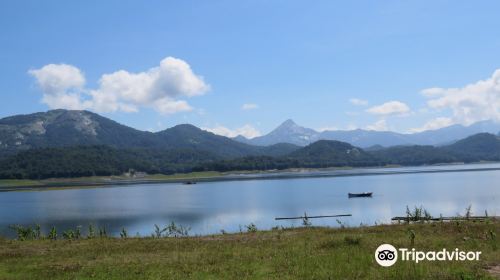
[1,162,500,192]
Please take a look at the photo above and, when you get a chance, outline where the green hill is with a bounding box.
[443,133,500,161]
[285,140,379,167]
[370,145,458,165]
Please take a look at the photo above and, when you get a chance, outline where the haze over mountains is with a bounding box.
[234,119,500,147]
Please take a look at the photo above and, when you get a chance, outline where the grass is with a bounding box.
[0,171,225,191]
[0,221,498,279]
[0,179,42,188]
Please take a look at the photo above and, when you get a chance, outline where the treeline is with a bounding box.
[0,146,216,179]
[0,133,499,179]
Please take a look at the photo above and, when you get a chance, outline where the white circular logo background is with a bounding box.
[375,244,398,267]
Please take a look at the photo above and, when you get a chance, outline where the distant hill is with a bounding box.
[370,145,458,166]
[197,140,380,172]
[364,144,385,151]
[285,140,379,167]
[234,119,500,148]
[407,121,500,146]
[259,143,301,157]
[370,133,500,165]
[318,129,412,147]
[443,133,500,161]
[156,124,261,158]
[0,110,296,159]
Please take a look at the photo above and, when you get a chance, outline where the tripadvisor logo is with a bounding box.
[375,244,398,267]
[375,244,482,267]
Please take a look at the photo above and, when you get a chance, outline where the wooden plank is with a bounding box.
[391,216,499,221]
[275,214,352,220]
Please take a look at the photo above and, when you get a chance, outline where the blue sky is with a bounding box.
[1,1,500,137]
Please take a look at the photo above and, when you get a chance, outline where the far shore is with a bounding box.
[1,162,500,192]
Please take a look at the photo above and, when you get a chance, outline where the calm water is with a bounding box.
[1,163,500,238]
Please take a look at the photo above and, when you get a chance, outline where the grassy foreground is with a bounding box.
[0,221,499,279]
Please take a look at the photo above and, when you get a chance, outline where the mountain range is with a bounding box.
[234,119,500,147]
[1,109,500,179]
[0,110,299,159]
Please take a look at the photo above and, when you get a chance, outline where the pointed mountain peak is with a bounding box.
[279,119,298,128]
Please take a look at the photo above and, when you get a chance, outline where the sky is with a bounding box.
[1,0,500,137]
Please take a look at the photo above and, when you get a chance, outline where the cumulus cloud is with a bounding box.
[29,57,209,115]
[409,117,453,133]
[241,103,259,110]
[29,64,88,110]
[349,98,368,106]
[365,119,388,131]
[420,69,500,125]
[366,101,410,116]
[203,124,261,139]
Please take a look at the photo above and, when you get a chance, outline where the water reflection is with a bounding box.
[0,165,499,237]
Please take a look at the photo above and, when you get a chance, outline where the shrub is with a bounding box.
[246,223,257,233]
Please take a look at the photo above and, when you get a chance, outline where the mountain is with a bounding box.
[259,143,301,157]
[443,133,500,161]
[0,110,159,157]
[239,119,319,146]
[198,140,381,172]
[318,129,412,147]
[2,132,500,179]
[370,145,458,166]
[156,124,260,158]
[0,110,295,159]
[234,119,500,148]
[407,120,500,146]
[370,132,500,165]
[285,140,379,167]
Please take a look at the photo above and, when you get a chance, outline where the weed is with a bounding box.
[246,223,257,233]
[120,228,128,239]
[302,212,312,227]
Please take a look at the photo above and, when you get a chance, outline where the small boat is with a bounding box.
[183,181,197,185]
[348,192,373,198]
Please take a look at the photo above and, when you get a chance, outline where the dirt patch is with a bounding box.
[487,264,500,279]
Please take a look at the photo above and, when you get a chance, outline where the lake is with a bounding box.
[1,163,500,238]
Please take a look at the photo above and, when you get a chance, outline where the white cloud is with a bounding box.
[241,103,259,110]
[29,57,209,115]
[317,126,339,132]
[29,64,88,110]
[349,98,368,106]
[365,119,388,131]
[420,69,500,125]
[203,124,261,139]
[366,101,410,116]
[409,117,453,133]
[29,64,85,94]
[153,98,192,115]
